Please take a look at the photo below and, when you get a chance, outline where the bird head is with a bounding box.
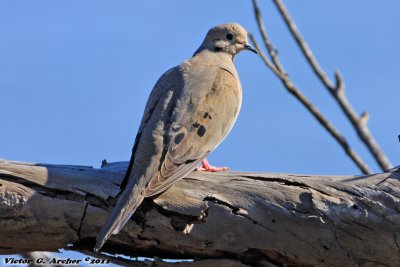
[195,23,258,57]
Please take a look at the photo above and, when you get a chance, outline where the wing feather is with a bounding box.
[94,67,183,251]
[143,68,241,196]
[120,67,179,189]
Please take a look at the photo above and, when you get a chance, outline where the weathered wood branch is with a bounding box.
[1,159,399,266]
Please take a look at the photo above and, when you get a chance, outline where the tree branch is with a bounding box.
[1,159,399,266]
[250,0,372,175]
[271,0,392,171]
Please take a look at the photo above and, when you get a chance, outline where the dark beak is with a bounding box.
[243,43,258,54]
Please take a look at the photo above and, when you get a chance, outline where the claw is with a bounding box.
[194,159,230,172]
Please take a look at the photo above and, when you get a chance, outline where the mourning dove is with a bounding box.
[94,23,258,252]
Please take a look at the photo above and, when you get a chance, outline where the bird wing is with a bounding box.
[120,67,180,189]
[143,66,242,196]
[95,66,183,251]
[94,65,241,251]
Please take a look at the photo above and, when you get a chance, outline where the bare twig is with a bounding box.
[271,0,392,171]
[251,0,372,174]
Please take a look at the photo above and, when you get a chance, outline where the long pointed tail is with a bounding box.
[94,184,145,252]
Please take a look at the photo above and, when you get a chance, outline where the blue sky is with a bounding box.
[0,0,399,265]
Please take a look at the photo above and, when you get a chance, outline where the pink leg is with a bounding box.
[195,158,230,172]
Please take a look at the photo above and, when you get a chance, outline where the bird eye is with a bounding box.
[226,33,233,40]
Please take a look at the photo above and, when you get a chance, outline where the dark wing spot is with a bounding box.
[203,112,209,119]
[197,125,206,137]
[192,122,200,128]
[174,133,185,144]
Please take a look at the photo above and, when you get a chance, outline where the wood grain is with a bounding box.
[1,160,399,266]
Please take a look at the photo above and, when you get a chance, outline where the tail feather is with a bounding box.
[94,183,145,252]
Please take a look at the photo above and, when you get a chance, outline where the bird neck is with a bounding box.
[193,47,234,60]
[189,49,238,79]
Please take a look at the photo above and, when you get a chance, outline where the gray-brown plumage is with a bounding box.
[94,23,257,252]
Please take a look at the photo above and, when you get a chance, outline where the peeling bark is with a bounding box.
[0,159,399,266]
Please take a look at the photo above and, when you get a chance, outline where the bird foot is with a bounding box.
[195,159,230,172]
